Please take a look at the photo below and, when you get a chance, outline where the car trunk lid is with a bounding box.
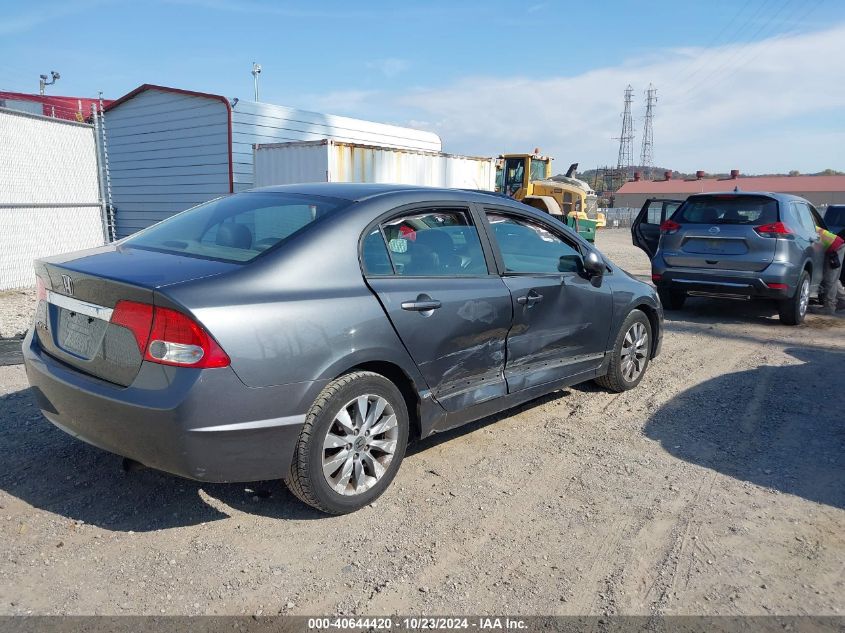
[34,245,238,386]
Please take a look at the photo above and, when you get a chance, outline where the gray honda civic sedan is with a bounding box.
[24,184,662,514]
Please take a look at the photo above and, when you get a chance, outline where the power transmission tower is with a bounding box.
[615,85,635,185]
[640,84,657,180]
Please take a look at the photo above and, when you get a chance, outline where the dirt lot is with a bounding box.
[0,229,842,616]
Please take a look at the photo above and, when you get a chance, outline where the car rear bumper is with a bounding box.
[22,330,324,483]
[652,258,800,299]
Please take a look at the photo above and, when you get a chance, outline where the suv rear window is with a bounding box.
[123,192,350,263]
[673,195,777,225]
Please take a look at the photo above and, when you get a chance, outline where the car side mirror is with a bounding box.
[583,251,605,277]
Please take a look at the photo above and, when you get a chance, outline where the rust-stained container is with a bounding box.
[254,139,495,191]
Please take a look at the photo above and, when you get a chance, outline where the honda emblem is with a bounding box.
[61,274,74,295]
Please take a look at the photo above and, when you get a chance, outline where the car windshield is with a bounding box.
[825,206,845,226]
[673,195,778,225]
[122,192,350,263]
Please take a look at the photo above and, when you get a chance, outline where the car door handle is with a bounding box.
[516,291,544,306]
[401,299,442,311]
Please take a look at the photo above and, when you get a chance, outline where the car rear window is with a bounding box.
[122,192,350,263]
[673,195,778,225]
[825,206,845,226]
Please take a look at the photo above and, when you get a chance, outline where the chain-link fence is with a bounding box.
[601,207,639,229]
[0,107,108,290]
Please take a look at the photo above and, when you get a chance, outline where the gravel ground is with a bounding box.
[0,288,35,340]
[0,229,842,616]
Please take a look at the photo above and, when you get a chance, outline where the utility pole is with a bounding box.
[251,62,262,101]
[615,85,635,185]
[640,84,657,180]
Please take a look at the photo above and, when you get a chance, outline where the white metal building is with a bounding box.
[0,108,105,290]
[103,84,442,238]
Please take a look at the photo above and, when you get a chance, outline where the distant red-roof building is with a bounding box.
[0,91,113,122]
[614,172,845,209]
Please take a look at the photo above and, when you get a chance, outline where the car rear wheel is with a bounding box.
[778,271,810,325]
[595,309,652,393]
[657,287,686,310]
[286,371,409,514]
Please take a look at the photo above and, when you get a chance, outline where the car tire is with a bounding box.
[595,309,653,393]
[778,270,810,325]
[657,288,686,310]
[286,371,409,514]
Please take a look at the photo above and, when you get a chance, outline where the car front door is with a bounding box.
[482,209,613,393]
[361,206,513,413]
[632,198,683,259]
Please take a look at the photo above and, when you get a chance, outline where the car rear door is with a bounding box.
[791,201,828,288]
[361,205,513,413]
[481,207,613,393]
[631,198,683,259]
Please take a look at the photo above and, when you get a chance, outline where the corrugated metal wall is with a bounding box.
[0,108,104,290]
[105,86,443,237]
[230,100,442,192]
[104,89,231,238]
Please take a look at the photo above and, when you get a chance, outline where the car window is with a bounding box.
[379,209,488,277]
[361,228,393,275]
[123,192,349,263]
[642,200,665,225]
[674,195,777,225]
[486,212,583,274]
[792,202,817,234]
[825,206,845,226]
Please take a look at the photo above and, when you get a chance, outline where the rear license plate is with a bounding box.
[59,311,99,358]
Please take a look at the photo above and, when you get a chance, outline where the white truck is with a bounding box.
[253,139,496,191]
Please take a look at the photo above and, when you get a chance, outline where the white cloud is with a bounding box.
[366,58,411,78]
[314,24,845,173]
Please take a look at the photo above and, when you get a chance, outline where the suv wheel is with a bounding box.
[778,271,810,325]
[286,371,409,514]
[595,309,652,393]
[657,287,686,310]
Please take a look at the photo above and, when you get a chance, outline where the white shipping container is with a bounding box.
[254,140,495,191]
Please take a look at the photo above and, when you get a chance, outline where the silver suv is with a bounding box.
[632,192,830,325]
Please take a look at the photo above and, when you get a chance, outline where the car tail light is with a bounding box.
[754,222,792,237]
[652,273,662,282]
[766,282,788,290]
[110,300,229,368]
[36,276,47,301]
[659,219,681,234]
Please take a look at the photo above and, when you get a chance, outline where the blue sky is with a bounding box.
[2,0,844,173]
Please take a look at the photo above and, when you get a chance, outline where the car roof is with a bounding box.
[685,191,808,203]
[248,182,508,203]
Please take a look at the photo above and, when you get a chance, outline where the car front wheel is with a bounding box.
[595,309,653,393]
[286,371,409,514]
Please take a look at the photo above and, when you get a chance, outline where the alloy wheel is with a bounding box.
[620,322,649,382]
[799,278,810,317]
[321,394,399,496]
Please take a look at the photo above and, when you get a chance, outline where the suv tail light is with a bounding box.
[111,301,230,368]
[659,219,681,234]
[754,222,793,238]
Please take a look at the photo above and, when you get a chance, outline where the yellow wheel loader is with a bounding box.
[494,152,604,241]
